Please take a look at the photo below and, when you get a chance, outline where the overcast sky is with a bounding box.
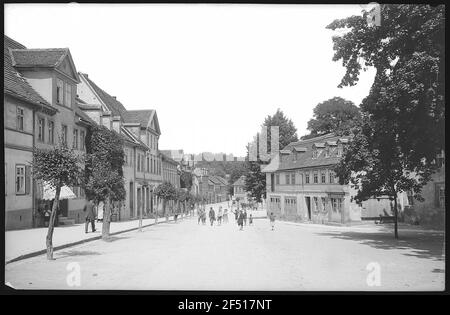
[5,4,375,157]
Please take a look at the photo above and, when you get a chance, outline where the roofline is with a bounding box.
[4,90,58,114]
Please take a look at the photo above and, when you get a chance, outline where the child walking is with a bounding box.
[269,212,276,231]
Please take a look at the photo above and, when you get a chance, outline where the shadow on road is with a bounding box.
[56,250,101,259]
[315,230,445,262]
[103,236,130,243]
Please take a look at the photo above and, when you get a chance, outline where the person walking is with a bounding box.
[209,207,216,226]
[237,210,245,231]
[83,198,96,233]
[243,209,248,226]
[198,207,202,225]
[217,207,223,225]
[269,212,276,231]
[223,208,228,224]
[249,214,253,226]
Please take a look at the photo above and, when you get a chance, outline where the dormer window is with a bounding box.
[312,150,318,159]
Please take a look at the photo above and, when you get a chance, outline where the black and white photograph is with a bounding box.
[2,2,446,300]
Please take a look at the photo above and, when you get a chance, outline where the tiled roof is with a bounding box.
[74,103,96,126]
[232,176,245,186]
[79,72,128,117]
[123,110,155,126]
[11,48,68,68]
[275,133,350,171]
[215,176,228,186]
[4,35,54,109]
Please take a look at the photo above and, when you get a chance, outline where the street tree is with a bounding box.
[154,181,177,222]
[32,142,83,260]
[84,125,126,240]
[302,97,361,139]
[329,4,445,238]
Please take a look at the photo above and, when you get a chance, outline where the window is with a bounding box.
[48,121,54,144]
[291,173,296,185]
[331,198,343,213]
[56,79,64,104]
[305,173,310,184]
[15,165,25,194]
[73,129,78,149]
[124,149,128,165]
[312,150,318,159]
[314,172,318,184]
[337,145,343,157]
[313,197,319,212]
[64,83,72,107]
[61,125,68,145]
[407,190,414,206]
[147,156,150,172]
[275,174,280,185]
[17,107,24,131]
[329,171,334,184]
[285,174,290,185]
[321,172,326,183]
[38,117,45,142]
[325,148,330,158]
[137,154,141,172]
[80,130,85,150]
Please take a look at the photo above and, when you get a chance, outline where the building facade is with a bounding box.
[262,133,394,224]
[4,35,92,229]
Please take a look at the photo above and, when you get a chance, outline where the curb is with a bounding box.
[5,215,191,265]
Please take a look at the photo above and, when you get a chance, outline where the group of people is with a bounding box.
[231,207,254,231]
[197,206,230,226]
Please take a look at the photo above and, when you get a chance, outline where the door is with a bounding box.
[129,182,134,217]
[305,197,311,220]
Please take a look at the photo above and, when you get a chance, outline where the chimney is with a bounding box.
[112,96,117,100]
[112,116,121,134]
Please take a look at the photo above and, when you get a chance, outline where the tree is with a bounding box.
[154,181,177,222]
[180,170,193,191]
[84,125,126,240]
[329,4,445,238]
[32,142,83,259]
[302,97,361,139]
[264,108,299,154]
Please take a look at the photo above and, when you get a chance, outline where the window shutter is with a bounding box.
[25,165,31,195]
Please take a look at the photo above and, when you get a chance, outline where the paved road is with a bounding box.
[5,214,445,291]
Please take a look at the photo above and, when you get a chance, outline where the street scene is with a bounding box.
[3,3,446,293]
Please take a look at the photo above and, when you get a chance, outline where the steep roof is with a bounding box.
[79,72,128,117]
[3,35,54,110]
[123,110,154,125]
[278,133,350,171]
[232,176,246,186]
[160,151,179,165]
[11,48,68,68]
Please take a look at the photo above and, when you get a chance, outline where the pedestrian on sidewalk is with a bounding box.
[197,208,203,225]
[243,209,248,226]
[237,210,245,231]
[249,214,253,226]
[83,198,96,233]
[209,207,216,226]
[269,212,276,231]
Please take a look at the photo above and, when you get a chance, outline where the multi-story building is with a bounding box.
[262,133,395,224]
[77,73,163,220]
[232,175,247,202]
[4,35,93,229]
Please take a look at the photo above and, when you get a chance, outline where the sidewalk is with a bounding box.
[5,214,185,264]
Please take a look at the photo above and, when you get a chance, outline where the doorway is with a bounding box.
[305,196,311,220]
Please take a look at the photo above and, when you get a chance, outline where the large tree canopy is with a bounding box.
[264,108,299,154]
[302,97,361,139]
[329,4,445,238]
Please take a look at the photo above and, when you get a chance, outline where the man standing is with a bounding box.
[209,207,216,226]
[238,210,245,231]
[269,212,276,231]
[83,198,96,233]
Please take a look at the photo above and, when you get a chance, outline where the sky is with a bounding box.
[5,4,376,157]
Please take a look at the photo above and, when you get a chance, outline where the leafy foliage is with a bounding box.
[263,108,299,153]
[32,144,83,189]
[84,125,126,204]
[302,97,361,139]
[154,181,177,201]
[329,4,444,238]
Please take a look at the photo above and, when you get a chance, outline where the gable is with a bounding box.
[57,56,78,82]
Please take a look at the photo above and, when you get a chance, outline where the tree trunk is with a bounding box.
[155,197,159,225]
[393,195,399,239]
[102,196,111,240]
[163,199,168,222]
[46,185,61,260]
